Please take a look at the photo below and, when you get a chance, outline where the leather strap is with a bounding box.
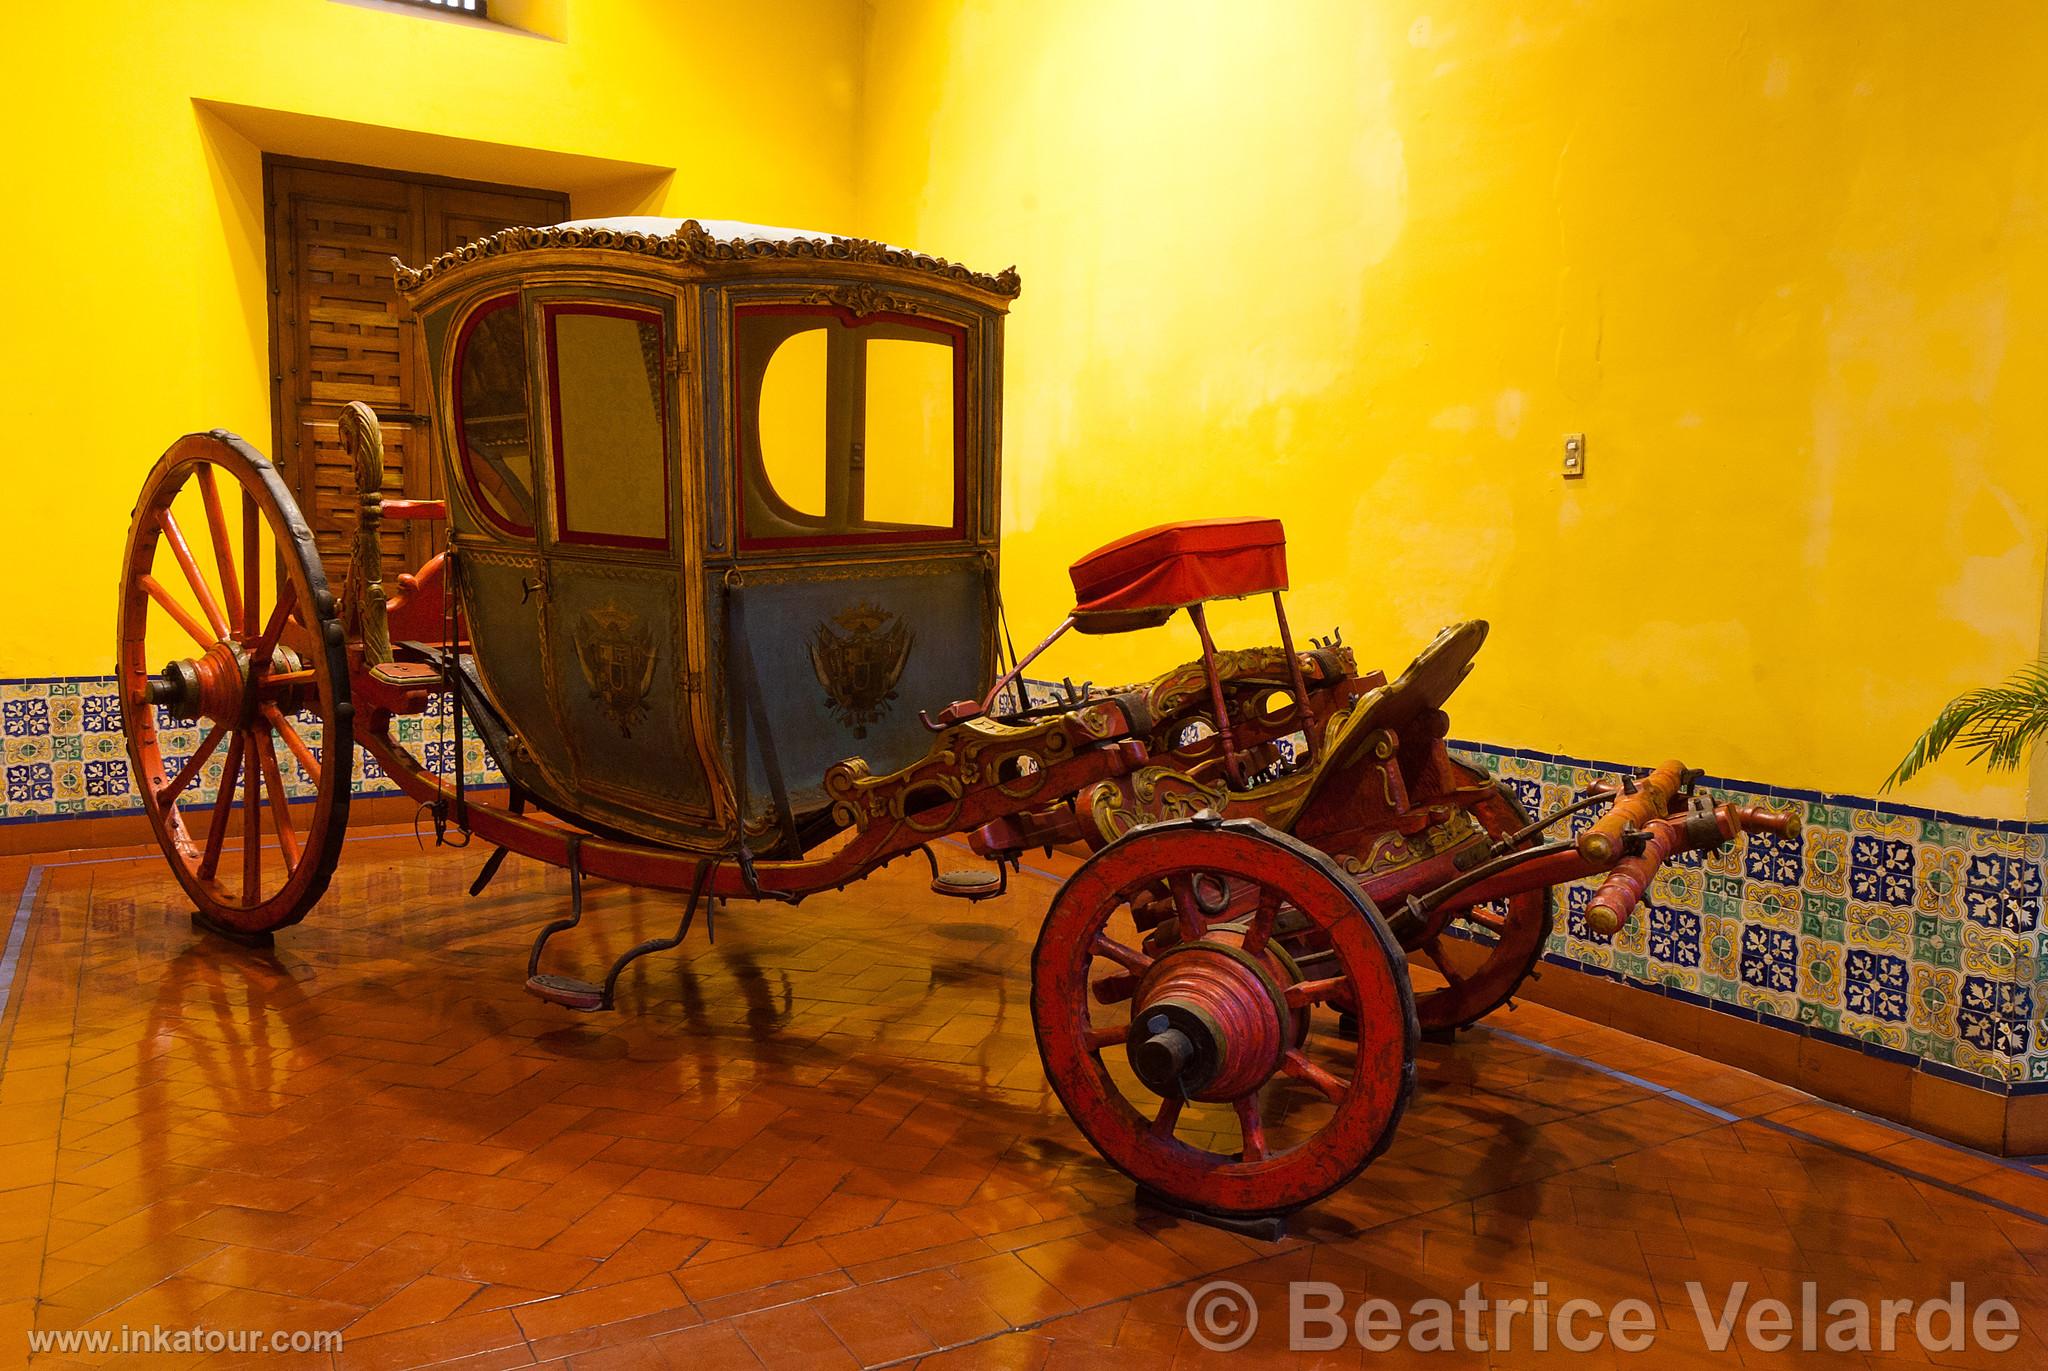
[725,575,797,857]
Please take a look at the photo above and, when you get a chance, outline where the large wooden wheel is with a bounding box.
[1408,766,1555,1032]
[117,431,353,938]
[1031,817,1416,1220]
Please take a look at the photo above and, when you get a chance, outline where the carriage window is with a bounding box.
[757,328,828,518]
[863,339,955,527]
[546,304,669,547]
[737,305,963,546]
[454,297,535,535]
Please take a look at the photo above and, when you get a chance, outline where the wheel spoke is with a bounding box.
[243,489,262,639]
[1090,971,1139,1005]
[142,574,219,649]
[1241,888,1283,956]
[255,724,300,869]
[259,669,313,692]
[1280,1048,1350,1105]
[196,729,247,881]
[1169,873,1207,942]
[247,580,299,670]
[1234,1095,1268,1161]
[153,508,231,638]
[1284,976,1349,1009]
[1082,1023,1125,1053]
[262,703,321,784]
[241,731,262,901]
[1149,1095,1183,1138]
[1090,932,1151,975]
[158,721,228,808]
[196,465,242,628]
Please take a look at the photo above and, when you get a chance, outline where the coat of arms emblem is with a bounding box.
[574,604,658,737]
[809,600,914,738]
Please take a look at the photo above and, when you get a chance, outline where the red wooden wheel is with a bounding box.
[1031,816,1415,1220]
[117,431,353,937]
[1409,764,1554,1032]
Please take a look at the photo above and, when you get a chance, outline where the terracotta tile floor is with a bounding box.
[2,830,2045,1368]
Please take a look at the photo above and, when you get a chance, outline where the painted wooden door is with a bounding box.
[265,159,567,586]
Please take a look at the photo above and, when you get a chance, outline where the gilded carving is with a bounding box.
[804,283,919,317]
[393,219,1022,300]
[1083,766,1223,846]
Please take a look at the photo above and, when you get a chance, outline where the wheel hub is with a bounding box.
[146,643,306,723]
[1125,937,1294,1103]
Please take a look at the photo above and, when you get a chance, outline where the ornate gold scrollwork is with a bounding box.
[394,219,1023,301]
[804,283,919,318]
[1081,766,1223,846]
[337,401,391,667]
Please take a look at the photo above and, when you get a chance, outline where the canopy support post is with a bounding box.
[1187,603,1246,789]
[1272,591,1319,764]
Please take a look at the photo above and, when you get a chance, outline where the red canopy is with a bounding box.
[1068,518,1288,633]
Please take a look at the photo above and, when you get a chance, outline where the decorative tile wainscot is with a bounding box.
[1453,742,2048,1122]
[2,676,503,821]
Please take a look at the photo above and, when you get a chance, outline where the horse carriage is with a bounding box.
[117,217,1795,1228]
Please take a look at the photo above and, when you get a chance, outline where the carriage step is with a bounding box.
[931,868,1003,900]
[525,973,606,1011]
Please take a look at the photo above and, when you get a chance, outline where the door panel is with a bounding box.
[266,160,566,585]
[723,555,993,823]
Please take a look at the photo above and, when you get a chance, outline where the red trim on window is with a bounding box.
[451,294,535,539]
[732,303,970,551]
[544,301,673,551]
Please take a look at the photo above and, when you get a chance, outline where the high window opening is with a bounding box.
[735,305,965,548]
[452,295,535,536]
[546,303,672,548]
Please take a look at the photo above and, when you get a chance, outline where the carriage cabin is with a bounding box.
[394,218,1020,853]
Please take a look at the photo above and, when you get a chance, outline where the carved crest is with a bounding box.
[574,604,658,737]
[805,283,918,318]
[809,601,914,738]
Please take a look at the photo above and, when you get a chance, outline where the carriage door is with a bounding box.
[727,302,995,824]
[533,294,721,835]
[264,159,566,585]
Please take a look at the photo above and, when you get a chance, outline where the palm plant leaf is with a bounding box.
[1885,660,2048,789]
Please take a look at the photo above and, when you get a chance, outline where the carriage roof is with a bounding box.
[393,216,1022,308]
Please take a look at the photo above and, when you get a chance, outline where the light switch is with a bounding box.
[1562,433,1586,479]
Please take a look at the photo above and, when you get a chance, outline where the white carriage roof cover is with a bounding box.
[556,216,906,250]
[393,216,1021,300]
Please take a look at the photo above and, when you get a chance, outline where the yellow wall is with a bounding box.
[854,0,2048,819]
[0,0,861,671]
[7,0,2044,821]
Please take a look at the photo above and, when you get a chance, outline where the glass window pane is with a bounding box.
[456,299,534,533]
[862,337,954,528]
[735,307,963,546]
[551,308,668,545]
[758,328,828,519]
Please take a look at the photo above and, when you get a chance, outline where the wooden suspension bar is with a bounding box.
[357,714,1133,902]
